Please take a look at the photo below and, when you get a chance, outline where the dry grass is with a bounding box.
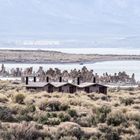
[0,81,140,140]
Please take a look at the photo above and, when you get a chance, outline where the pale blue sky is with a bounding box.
[0,0,140,47]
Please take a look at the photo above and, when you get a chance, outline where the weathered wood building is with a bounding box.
[26,82,48,92]
[77,82,107,94]
[25,76,107,94]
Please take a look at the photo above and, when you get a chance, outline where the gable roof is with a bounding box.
[50,82,77,88]
[25,81,107,89]
[77,82,95,88]
[77,82,107,88]
[26,82,48,88]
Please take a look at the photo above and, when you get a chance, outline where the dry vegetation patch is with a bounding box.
[0,81,139,139]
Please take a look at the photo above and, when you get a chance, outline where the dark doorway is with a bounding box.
[69,86,76,93]
[99,86,107,94]
[48,84,53,93]
[59,87,62,92]
[85,87,90,93]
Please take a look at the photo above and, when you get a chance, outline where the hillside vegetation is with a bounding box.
[0,81,140,140]
[0,50,140,63]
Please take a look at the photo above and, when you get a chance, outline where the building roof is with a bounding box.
[25,81,107,88]
[50,82,76,88]
[26,82,48,88]
[77,82,95,88]
[77,82,107,88]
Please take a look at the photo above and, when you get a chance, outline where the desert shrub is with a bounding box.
[26,105,36,112]
[96,105,111,123]
[12,93,25,104]
[38,99,48,111]
[98,123,110,133]
[0,93,8,103]
[53,94,60,98]
[47,99,68,111]
[98,105,111,115]
[107,111,127,126]
[58,113,71,122]
[101,95,108,101]
[16,114,33,122]
[2,122,45,140]
[60,103,70,111]
[57,122,83,139]
[69,99,82,106]
[100,130,120,140]
[59,136,78,140]
[127,112,140,121]
[135,120,140,129]
[67,109,78,117]
[0,106,15,122]
[47,118,60,125]
[130,134,140,140]
[88,136,99,140]
[120,97,134,106]
[11,104,35,116]
[24,97,35,105]
[47,99,61,111]
[98,124,121,140]
[108,88,116,93]
[10,105,27,115]
[39,99,69,112]
[76,115,94,127]
[51,112,57,118]
[38,115,49,124]
[38,114,60,125]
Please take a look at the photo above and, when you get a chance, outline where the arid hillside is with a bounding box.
[0,50,140,63]
[0,81,140,140]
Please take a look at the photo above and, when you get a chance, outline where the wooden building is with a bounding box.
[77,82,107,94]
[51,82,77,93]
[25,81,77,93]
[25,77,107,94]
[26,82,48,92]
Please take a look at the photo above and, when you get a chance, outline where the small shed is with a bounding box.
[26,82,48,92]
[50,82,77,93]
[77,82,107,94]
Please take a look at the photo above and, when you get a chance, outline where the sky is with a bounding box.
[0,0,140,48]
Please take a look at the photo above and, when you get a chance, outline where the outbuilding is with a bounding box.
[50,82,77,93]
[26,82,48,92]
[77,82,107,94]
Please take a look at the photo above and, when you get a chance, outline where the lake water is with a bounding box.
[1,60,140,81]
[34,47,140,55]
[2,47,140,55]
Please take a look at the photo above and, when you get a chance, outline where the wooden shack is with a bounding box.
[26,82,48,92]
[77,82,107,94]
[25,76,107,94]
[50,82,77,93]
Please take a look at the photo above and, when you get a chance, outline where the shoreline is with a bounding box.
[0,49,140,64]
[0,59,139,65]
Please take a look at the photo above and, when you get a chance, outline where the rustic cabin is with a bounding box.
[50,82,77,93]
[25,76,107,94]
[26,82,48,91]
[77,82,107,94]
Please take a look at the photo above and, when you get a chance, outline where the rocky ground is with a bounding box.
[0,81,140,140]
[0,49,140,63]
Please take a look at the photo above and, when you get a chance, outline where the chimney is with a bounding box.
[46,76,49,82]
[77,77,80,85]
[33,76,36,82]
[59,77,62,82]
[93,77,96,83]
[26,77,29,85]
